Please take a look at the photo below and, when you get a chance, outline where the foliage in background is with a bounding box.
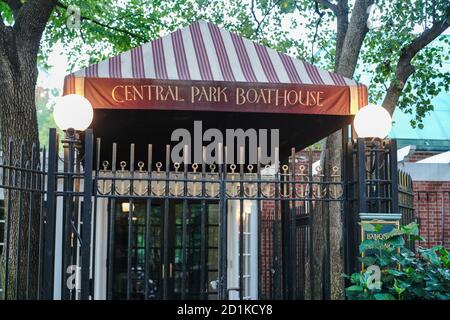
[359,0,450,128]
[2,1,447,139]
[345,222,450,300]
[35,86,63,146]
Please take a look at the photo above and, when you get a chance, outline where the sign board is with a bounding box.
[359,213,402,270]
[65,77,357,116]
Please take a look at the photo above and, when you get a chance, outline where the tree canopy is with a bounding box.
[2,1,447,136]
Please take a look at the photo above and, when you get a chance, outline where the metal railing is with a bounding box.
[0,129,404,300]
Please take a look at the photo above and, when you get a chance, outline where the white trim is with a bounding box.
[219,28,246,82]
[120,51,133,78]
[181,27,202,80]
[162,34,178,80]
[199,21,225,81]
[142,43,156,79]
[399,162,450,181]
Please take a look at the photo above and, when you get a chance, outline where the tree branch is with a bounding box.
[334,0,349,67]
[5,0,22,19]
[335,0,374,77]
[311,1,325,64]
[252,0,282,35]
[14,0,57,49]
[312,0,338,14]
[382,10,450,114]
[56,1,147,43]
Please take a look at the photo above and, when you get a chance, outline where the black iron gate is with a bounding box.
[0,129,402,300]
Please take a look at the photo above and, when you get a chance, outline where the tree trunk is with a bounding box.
[311,0,373,300]
[0,25,41,300]
[325,131,345,300]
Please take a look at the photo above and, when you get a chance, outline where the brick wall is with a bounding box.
[406,151,441,163]
[413,181,450,249]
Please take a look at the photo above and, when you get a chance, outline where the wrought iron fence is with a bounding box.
[0,142,47,300]
[1,129,406,300]
[344,138,400,275]
[398,170,415,249]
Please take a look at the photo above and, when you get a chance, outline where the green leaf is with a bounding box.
[361,223,377,232]
[374,293,395,300]
[401,222,420,236]
[359,239,378,253]
[387,269,404,277]
[361,256,377,266]
[350,273,363,285]
[420,247,442,265]
[385,235,405,247]
[346,285,364,292]
[385,228,404,238]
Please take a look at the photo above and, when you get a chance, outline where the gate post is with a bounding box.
[357,138,367,214]
[81,129,94,300]
[389,139,399,213]
[42,128,59,299]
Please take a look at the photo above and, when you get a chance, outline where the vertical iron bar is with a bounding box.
[81,129,93,300]
[42,129,58,299]
[61,133,75,300]
[274,153,280,299]
[126,143,135,300]
[181,146,188,300]
[256,147,261,299]
[444,192,449,247]
[200,147,207,299]
[239,151,244,300]
[218,144,227,299]
[374,143,380,213]
[324,149,331,300]
[357,138,367,213]
[37,146,47,299]
[107,143,117,299]
[389,140,399,213]
[427,193,430,248]
[26,144,37,299]
[4,140,14,299]
[441,193,445,246]
[290,147,297,299]
[90,137,101,298]
[163,145,170,299]
[144,144,153,299]
[281,160,289,300]
[342,134,352,277]
[15,142,25,298]
[308,149,314,299]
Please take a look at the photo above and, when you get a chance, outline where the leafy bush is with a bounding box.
[345,222,450,300]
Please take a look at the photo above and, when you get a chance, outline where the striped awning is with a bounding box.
[64,21,367,116]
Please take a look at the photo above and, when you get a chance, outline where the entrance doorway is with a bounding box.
[110,200,219,300]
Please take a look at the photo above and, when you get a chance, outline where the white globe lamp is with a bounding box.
[53,94,93,131]
[353,104,392,139]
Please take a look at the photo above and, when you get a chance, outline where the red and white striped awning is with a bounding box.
[64,21,367,116]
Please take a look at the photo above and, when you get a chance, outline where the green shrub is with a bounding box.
[344,222,450,300]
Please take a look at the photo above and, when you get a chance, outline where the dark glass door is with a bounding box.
[110,200,219,300]
[169,202,219,299]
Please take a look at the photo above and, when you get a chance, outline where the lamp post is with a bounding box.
[53,94,94,142]
[353,103,392,140]
[53,94,94,300]
[352,103,395,213]
[349,104,399,274]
